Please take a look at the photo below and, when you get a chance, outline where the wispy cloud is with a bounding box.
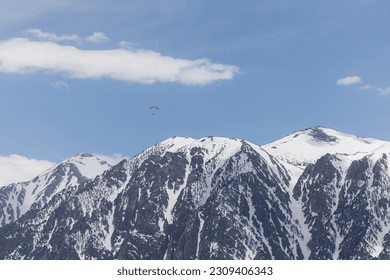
[359,84,374,90]
[378,87,390,95]
[118,41,137,50]
[24,29,110,44]
[86,32,109,43]
[0,37,239,85]
[0,0,77,24]
[51,80,69,90]
[0,154,55,186]
[24,29,82,43]
[336,75,362,86]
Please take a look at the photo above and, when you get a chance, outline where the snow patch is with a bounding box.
[196,213,204,259]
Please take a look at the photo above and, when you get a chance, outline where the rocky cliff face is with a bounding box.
[1,128,390,259]
[0,153,112,227]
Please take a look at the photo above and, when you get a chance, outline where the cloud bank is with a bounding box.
[0,37,239,85]
[0,155,55,186]
[336,75,362,86]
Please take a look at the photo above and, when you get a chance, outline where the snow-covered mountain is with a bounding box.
[262,127,385,168]
[1,127,390,259]
[0,137,304,259]
[292,146,390,259]
[0,153,112,227]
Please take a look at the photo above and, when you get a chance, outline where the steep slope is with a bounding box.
[293,143,390,259]
[0,153,112,227]
[0,137,304,259]
[263,127,390,259]
[2,127,390,260]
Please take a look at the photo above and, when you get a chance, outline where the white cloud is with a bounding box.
[118,41,137,50]
[0,38,239,85]
[25,29,110,44]
[86,32,109,43]
[338,75,390,96]
[51,80,69,90]
[378,87,390,95]
[24,29,82,43]
[359,84,373,90]
[336,75,362,86]
[0,155,55,186]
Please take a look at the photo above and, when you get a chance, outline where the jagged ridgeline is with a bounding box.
[1,127,390,259]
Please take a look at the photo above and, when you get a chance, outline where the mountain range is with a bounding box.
[1,127,390,259]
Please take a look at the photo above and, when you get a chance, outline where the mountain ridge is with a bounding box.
[1,127,390,259]
[0,153,113,227]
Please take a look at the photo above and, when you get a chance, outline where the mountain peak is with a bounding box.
[0,152,115,227]
[289,126,345,142]
[155,136,244,155]
[262,126,386,168]
[75,152,94,158]
[305,127,338,143]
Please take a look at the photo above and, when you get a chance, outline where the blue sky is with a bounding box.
[1,0,390,164]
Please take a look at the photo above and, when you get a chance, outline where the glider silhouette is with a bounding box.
[149,106,159,115]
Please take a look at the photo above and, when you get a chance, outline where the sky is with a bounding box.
[0,0,390,184]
